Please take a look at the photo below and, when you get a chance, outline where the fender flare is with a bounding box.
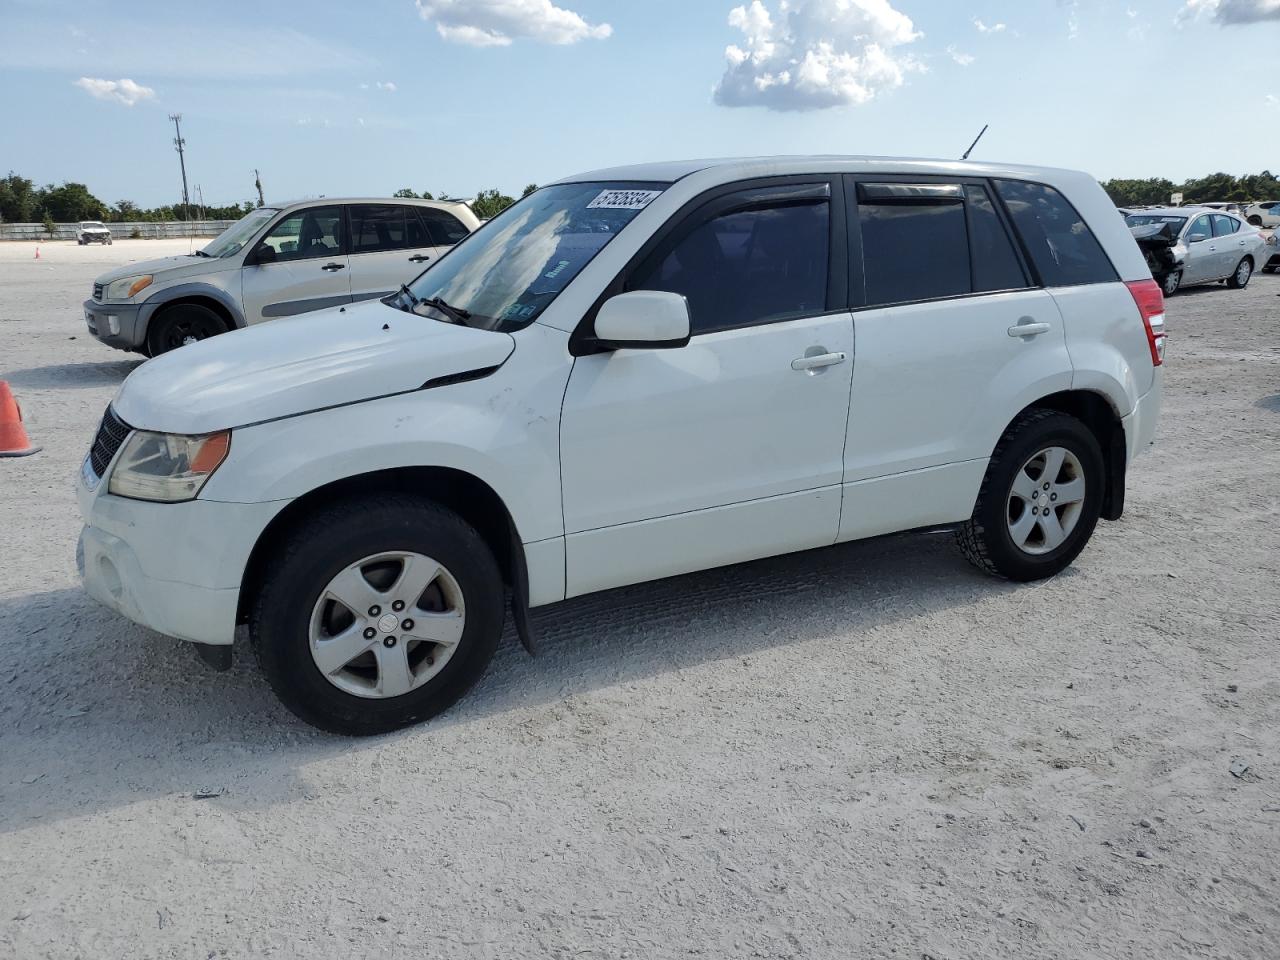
[140,282,246,337]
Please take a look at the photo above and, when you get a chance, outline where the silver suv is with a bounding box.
[83,198,480,355]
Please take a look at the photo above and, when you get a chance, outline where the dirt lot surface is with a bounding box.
[1,240,1278,959]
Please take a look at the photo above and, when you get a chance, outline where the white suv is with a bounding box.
[77,157,1165,734]
[83,198,479,355]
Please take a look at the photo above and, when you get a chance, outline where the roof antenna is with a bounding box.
[961,124,989,161]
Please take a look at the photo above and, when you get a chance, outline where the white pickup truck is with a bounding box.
[77,221,113,245]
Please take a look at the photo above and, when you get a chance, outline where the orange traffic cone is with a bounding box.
[0,381,40,457]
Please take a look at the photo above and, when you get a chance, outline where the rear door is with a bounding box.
[240,205,351,324]
[347,203,431,303]
[837,177,1073,542]
[419,206,474,260]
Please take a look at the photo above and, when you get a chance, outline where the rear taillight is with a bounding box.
[1125,279,1166,367]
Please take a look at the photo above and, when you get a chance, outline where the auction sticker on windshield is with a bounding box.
[587,189,663,211]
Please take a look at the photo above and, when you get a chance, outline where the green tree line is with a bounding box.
[1102,171,1280,207]
[0,172,260,225]
[394,183,538,219]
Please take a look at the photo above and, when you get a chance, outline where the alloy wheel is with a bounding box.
[1006,446,1086,556]
[308,551,466,699]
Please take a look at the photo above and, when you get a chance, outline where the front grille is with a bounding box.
[89,406,131,478]
[92,283,104,301]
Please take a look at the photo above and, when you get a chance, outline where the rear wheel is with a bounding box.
[145,303,226,355]
[957,409,1104,582]
[251,496,505,735]
[1248,215,1263,227]
[1227,257,1252,289]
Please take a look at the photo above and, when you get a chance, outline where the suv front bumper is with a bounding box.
[83,298,146,351]
[77,474,287,646]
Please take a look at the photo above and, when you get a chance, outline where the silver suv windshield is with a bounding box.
[202,207,279,258]
[404,182,667,332]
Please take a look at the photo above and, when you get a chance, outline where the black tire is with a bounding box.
[1248,215,1263,226]
[251,496,505,735]
[1263,266,1278,274]
[145,303,226,355]
[1227,257,1252,289]
[956,409,1105,582]
[1161,270,1182,296]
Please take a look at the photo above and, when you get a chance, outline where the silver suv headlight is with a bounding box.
[108,430,231,502]
[103,274,153,301]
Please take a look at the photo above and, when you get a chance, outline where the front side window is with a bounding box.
[995,180,1116,287]
[1187,215,1212,242]
[630,193,830,334]
[350,204,408,254]
[404,181,665,331]
[419,207,471,245]
[203,207,278,258]
[257,206,344,262]
[1212,214,1239,236]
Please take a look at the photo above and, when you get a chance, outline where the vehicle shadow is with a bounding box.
[2,359,142,390]
[0,530,1021,833]
[1256,394,1280,414]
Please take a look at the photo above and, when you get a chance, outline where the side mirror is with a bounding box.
[592,291,691,351]
[246,243,277,266]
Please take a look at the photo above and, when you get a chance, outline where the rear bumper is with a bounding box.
[1123,369,1162,463]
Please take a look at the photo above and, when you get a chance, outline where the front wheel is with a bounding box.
[145,303,226,355]
[957,409,1104,582]
[1161,270,1182,296]
[251,496,505,735]
[1227,257,1252,289]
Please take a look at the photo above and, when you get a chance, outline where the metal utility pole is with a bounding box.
[254,169,265,207]
[961,124,989,161]
[169,114,191,219]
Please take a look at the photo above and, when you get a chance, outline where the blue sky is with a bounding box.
[1,0,1277,208]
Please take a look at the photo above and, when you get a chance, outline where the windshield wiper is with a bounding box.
[417,296,472,326]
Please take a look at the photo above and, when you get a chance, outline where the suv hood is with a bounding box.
[112,298,516,435]
[95,253,234,285]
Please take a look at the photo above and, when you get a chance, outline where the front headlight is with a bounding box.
[108,430,231,502]
[104,274,153,301]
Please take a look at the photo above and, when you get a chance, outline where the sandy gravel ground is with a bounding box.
[0,241,1278,959]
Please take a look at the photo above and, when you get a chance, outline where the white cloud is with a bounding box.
[1179,0,1280,23]
[1267,93,1279,107]
[413,0,611,46]
[714,0,922,112]
[73,76,156,106]
[947,45,975,67]
[973,18,1006,33]
[377,81,397,92]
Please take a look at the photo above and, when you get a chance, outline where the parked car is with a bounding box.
[1198,202,1247,217]
[77,221,112,245]
[1126,207,1266,294]
[77,156,1165,734]
[82,198,480,356]
[1244,201,1280,228]
[1263,232,1280,273]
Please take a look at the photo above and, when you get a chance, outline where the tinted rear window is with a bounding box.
[995,180,1117,287]
[859,194,970,305]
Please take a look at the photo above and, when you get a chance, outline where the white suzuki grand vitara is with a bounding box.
[78,157,1165,734]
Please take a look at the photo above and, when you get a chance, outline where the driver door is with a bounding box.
[240,205,352,324]
[1181,213,1216,284]
[559,180,854,597]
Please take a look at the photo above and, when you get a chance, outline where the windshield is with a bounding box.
[81,221,105,229]
[1126,214,1187,231]
[202,207,279,258]
[405,181,667,331]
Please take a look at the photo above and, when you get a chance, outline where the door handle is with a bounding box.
[321,262,346,272]
[408,254,431,263]
[1008,321,1051,338]
[791,352,846,371]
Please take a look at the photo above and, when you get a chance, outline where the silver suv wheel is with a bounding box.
[1006,446,1086,556]
[308,551,466,699]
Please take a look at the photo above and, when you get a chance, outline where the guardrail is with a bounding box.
[0,221,236,241]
